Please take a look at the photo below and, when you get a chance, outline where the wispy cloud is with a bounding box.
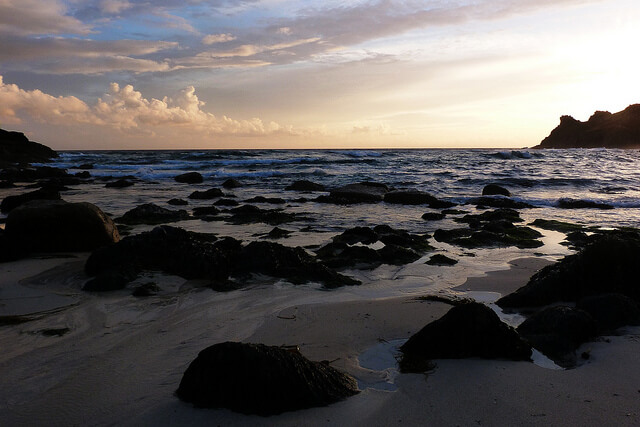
[0,0,93,36]
[202,33,236,45]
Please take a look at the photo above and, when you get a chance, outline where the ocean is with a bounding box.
[3,147,640,297]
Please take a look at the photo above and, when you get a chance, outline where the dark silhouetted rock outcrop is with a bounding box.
[482,184,510,197]
[4,200,120,253]
[497,233,640,308]
[517,306,597,368]
[176,342,359,415]
[536,105,640,149]
[399,302,531,372]
[1,187,61,213]
[0,128,58,165]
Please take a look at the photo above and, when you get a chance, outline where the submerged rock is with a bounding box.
[399,302,531,372]
[497,233,640,308]
[384,190,454,208]
[222,178,243,189]
[468,196,533,209]
[517,306,597,368]
[318,182,389,204]
[5,200,120,253]
[176,342,359,416]
[174,172,203,184]
[116,203,190,225]
[556,198,614,210]
[244,196,286,205]
[105,178,134,188]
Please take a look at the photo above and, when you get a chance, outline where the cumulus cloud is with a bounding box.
[202,33,236,45]
[0,76,292,136]
[0,0,92,36]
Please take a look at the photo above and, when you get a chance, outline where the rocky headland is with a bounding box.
[536,104,640,149]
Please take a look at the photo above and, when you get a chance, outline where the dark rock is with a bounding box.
[0,128,58,165]
[530,218,584,233]
[222,178,243,189]
[482,184,511,197]
[236,241,359,288]
[85,226,232,290]
[556,198,614,210]
[132,282,161,297]
[192,206,220,217]
[264,227,292,239]
[373,224,433,252]
[175,342,359,415]
[188,188,223,200]
[213,198,240,207]
[426,254,458,266]
[244,196,286,205]
[320,182,390,204]
[74,171,91,179]
[116,203,190,225]
[316,242,382,269]
[5,200,120,253]
[83,267,137,291]
[562,230,592,249]
[0,180,15,188]
[497,233,640,308]
[421,212,445,221]
[77,163,94,170]
[433,224,543,249]
[576,293,640,333]
[468,197,533,209]
[168,198,188,206]
[399,303,531,372]
[285,180,325,192]
[442,209,468,215]
[40,327,70,337]
[455,208,523,225]
[105,178,134,188]
[333,227,379,245]
[227,205,299,225]
[1,187,61,213]
[0,166,69,183]
[378,244,421,265]
[536,105,640,149]
[384,190,454,208]
[175,172,204,184]
[517,306,597,367]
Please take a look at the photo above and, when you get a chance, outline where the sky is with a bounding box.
[0,0,639,150]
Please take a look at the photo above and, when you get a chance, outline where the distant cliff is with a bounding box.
[0,128,58,165]
[536,104,640,149]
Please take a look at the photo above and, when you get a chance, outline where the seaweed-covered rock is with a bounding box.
[497,233,640,308]
[517,306,597,367]
[482,184,510,197]
[188,188,223,200]
[576,293,640,333]
[1,187,61,213]
[399,303,531,372]
[5,200,120,253]
[175,172,203,184]
[116,203,190,225]
[176,342,359,415]
[285,180,325,192]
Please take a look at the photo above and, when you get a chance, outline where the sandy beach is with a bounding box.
[1,254,638,426]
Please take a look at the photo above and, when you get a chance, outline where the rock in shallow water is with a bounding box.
[399,302,531,373]
[116,203,190,225]
[176,342,359,416]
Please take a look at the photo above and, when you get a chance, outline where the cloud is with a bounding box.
[100,0,133,15]
[0,0,92,36]
[202,33,236,45]
[0,75,293,136]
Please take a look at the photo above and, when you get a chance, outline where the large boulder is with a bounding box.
[497,233,640,308]
[174,172,203,184]
[517,306,597,368]
[115,203,190,225]
[482,184,510,197]
[1,187,61,213]
[0,128,58,165]
[399,302,531,372]
[576,293,640,333]
[176,342,359,415]
[536,105,640,149]
[5,200,120,252]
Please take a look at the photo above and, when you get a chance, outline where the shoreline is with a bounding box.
[2,254,639,425]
